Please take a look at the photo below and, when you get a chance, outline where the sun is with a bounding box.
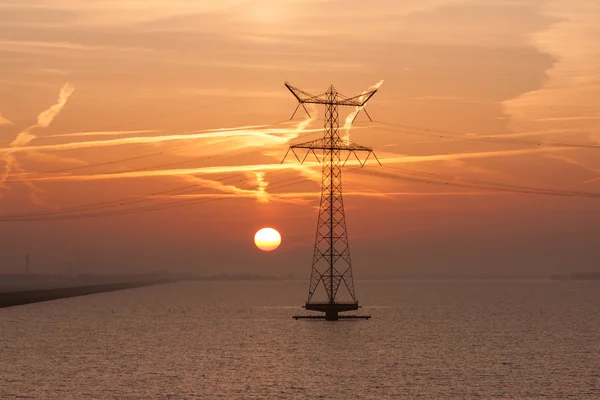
[254,228,281,252]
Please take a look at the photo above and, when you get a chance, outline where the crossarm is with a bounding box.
[285,82,378,106]
[338,89,378,107]
[284,82,327,104]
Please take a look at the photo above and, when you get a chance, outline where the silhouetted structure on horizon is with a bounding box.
[283,82,380,320]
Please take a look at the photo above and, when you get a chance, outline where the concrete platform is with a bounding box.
[293,315,371,320]
[294,301,370,321]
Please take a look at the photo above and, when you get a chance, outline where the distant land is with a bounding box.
[0,272,283,308]
[2,271,598,294]
[201,273,281,281]
[550,272,600,281]
[0,272,281,293]
[0,281,170,309]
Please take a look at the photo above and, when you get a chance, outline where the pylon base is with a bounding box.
[292,302,370,321]
[293,315,371,320]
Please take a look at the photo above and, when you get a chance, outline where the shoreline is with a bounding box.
[0,280,173,309]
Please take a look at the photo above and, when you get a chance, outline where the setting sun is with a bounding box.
[254,228,281,252]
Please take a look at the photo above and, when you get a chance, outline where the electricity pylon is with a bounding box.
[282,82,381,320]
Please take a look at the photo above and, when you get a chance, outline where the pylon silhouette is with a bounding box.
[283,82,381,320]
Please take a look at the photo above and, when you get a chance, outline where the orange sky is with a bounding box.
[1,0,599,278]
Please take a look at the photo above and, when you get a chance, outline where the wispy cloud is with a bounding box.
[535,116,600,122]
[254,171,269,203]
[342,80,384,142]
[36,83,75,128]
[545,153,600,184]
[0,40,154,55]
[18,162,303,183]
[410,95,494,105]
[1,121,319,155]
[10,145,562,186]
[46,129,161,139]
[0,112,12,126]
[172,59,366,72]
[150,190,504,207]
[0,82,75,204]
[181,88,289,99]
[503,1,600,138]
[24,152,87,168]
[377,146,568,165]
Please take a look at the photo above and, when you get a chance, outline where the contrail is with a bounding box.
[182,174,274,205]
[7,145,560,185]
[0,122,322,155]
[342,80,383,142]
[2,108,315,208]
[254,171,269,203]
[45,129,160,139]
[17,162,306,183]
[0,112,12,126]
[353,165,600,199]
[1,112,316,207]
[36,83,75,128]
[43,125,269,139]
[0,83,74,203]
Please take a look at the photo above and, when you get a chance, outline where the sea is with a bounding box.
[1,280,599,399]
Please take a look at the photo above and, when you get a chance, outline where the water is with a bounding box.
[1,280,599,399]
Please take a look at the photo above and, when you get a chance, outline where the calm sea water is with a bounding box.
[1,280,599,399]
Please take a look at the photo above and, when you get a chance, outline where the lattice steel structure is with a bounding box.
[282,82,380,321]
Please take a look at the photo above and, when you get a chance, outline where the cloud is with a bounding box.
[377,146,568,164]
[0,112,12,126]
[410,95,494,105]
[535,116,600,122]
[174,59,366,72]
[181,88,289,99]
[342,80,384,142]
[0,82,75,204]
[24,152,88,168]
[254,171,269,203]
[154,190,492,203]
[36,83,75,128]
[177,173,306,205]
[46,129,161,139]
[18,162,303,183]
[9,144,564,186]
[503,1,600,136]
[0,40,154,55]
[544,153,600,184]
[0,120,319,155]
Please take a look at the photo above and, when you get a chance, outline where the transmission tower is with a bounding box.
[282,82,381,320]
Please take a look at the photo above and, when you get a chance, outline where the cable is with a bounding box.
[0,172,316,222]
[27,151,168,176]
[380,164,599,195]
[0,174,247,220]
[362,121,600,151]
[349,165,600,199]
[7,118,303,182]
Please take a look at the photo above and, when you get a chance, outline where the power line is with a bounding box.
[6,119,304,184]
[349,165,600,199]
[0,174,245,221]
[0,173,315,222]
[27,151,168,176]
[364,121,600,151]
